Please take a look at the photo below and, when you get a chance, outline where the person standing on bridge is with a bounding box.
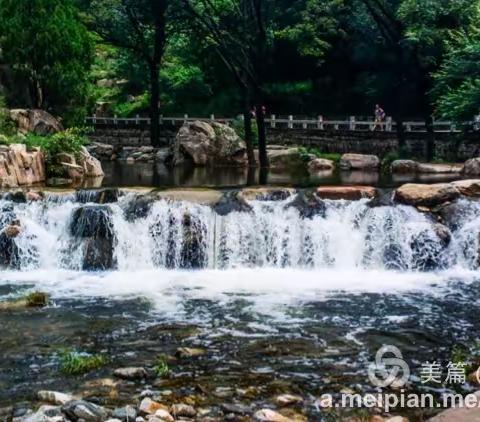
[373,104,386,131]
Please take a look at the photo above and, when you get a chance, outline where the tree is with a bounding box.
[0,0,93,124]
[89,0,170,147]
[182,0,278,169]
[433,31,480,122]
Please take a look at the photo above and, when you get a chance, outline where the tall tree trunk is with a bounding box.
[149,65,160,147]
[243,89,256,167]
[255,106,268,168]
[425,112,435,162]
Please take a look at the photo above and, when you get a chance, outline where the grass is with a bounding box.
[59,349,108,375]
[154,356,170,378]
[25,291,48,307]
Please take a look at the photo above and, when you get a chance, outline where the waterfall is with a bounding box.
[1,192,480,272]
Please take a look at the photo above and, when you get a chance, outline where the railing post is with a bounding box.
[349,116,356,131]
[450,122,456,132]
[386,116,392,132]
[184,114,188,123]
[406,122,412,132]
[210,114,215,122]
[93,113,97,125]
[302,120,307,129]
[271,114,276,128]
[475,115,480,131]
[288,115,293,129]
[135,114,140,125]
[317,115,324,130]
[159,114,163,125]
[114,114,117,125]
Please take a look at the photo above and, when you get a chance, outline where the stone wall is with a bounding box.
[89,123,176,148]
[89,123,480,160]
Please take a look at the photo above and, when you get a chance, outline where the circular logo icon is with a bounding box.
[368,345,410,388]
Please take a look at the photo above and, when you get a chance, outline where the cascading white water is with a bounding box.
[2,193,480,272]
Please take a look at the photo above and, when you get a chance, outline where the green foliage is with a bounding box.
[24,128,88,157]
[154,356,170,378]
[298,147,341,163]
[0,95,15,136]
[25,292,48,308]
[0,0,93,125]
[381,151,401,172]
[433,31,480,121]
[59,349,108,375]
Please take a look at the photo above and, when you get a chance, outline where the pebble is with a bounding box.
[171,403,196,418]
[112,405,137,421]
[220,403,251,415]
[274,394,303,407]
[62,400,109,422]
[138,398,168,416]
[38,391,75,405]
[152,409,174,422]
[114,367,148,380]
[175,347,205,358]
[253,409,293,422]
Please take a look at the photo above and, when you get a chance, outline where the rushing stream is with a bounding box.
[1,190,480,420]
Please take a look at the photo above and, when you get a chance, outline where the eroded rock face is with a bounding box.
[173,121,247,166]
[0,144,46,188]
[394,183,460,207]
[340,153,380,171]
[238,187,296,202]
[10,109,63,135]
[57,148,104,180]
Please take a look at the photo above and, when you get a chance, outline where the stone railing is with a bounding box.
[86,114,480,133]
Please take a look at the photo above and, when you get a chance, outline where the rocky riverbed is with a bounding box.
[1,183,480,421]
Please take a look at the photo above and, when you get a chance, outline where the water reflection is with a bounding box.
[96,161,468,189]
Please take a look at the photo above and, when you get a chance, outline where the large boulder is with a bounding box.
[56,148,104,180]
[0,143,46,187]
[268,148,304,170]
[0,222,21,268]
[86,142,115,161]
[417,163,462,174]
[392,160,462,174]
[70,205,116,271]
[451,179,480,197]
[173,121,246,166]
[10,109,63,135]
[307,158,335,174]
[394,183,460,207]
[391,160,419,174]
[340,153,380,171]
[463,158,480,176]
[315,186,377,200]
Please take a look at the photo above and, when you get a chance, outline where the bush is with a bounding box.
[298,147,341,163]
[0,94,15,136]
[59,349,108,375]
[24,127,89,156]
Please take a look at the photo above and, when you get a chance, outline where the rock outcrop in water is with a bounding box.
[70,205,116,271]
[340,153,380,170]
[173,121,247,166]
